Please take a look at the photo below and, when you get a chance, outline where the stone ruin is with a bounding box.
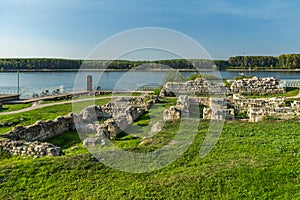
[230,76,285,95]
[163,95,235,121]
[160,76,297,122]
[232,94,286,112]
[291,101,300,112]
[0,95,159,156]
[160,76,285,97]
[81,95,159,146]
[202,98,235,120]
[162,93,300,122]
[0,140,62,157]
[160,78,227,97]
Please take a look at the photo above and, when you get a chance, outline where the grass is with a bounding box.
[0,103,32,113]
[0,96,299,199]
[245,87,299,98]
[40,92,142,104]
[0,119,299,199]
[0,98,112,135]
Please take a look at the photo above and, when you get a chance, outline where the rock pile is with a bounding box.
[0,139,63,157]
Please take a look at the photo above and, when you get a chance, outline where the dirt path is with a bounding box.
[0,96,121,116]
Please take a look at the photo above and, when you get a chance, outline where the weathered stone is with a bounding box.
[0,140,63,157]
[83,137,101,147]
[163,106,181,121]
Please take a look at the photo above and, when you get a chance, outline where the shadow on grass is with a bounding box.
[47,131,82,149]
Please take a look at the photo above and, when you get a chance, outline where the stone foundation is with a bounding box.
[0,140,63,157]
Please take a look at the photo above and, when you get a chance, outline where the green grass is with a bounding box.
[245,87,299,98]
[0,119,300,199]
[0,98,112,135]
[40,92,143,104]
[0,97,299,199]
[0,103,32,113]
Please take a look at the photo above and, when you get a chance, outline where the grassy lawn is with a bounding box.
[0,119,299,199]
[0,103,32,113]
[40,92,142,104]
[0,96,299,199]
[0,98,112,135]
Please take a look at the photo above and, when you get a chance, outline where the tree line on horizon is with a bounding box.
[0,54,300,70]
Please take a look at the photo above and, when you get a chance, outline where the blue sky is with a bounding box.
[0,0,300,60]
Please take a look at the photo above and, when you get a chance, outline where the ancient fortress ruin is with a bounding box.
[1,76,299,157]
[0,95,159,157]
[162,77,300,122]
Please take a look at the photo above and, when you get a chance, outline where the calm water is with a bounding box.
[1,71,300,98]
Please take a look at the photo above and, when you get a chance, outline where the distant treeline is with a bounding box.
[0,54,300,70]
[227,54,300,69]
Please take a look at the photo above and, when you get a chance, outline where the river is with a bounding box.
[1,71,300,98]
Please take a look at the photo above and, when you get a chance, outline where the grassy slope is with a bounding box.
[0,118,299,199]
[0,98,112,134]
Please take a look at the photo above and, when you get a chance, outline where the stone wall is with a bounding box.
[0,139,63,157]
[203,107,235,120]
[4,113,74,142]
[230,76,285,95]
[233,94,285,112]
[82,95,156,146]
[160,78,226,97]
[4,95,153,143]
[249,107,296,122]
[160,77,285,97]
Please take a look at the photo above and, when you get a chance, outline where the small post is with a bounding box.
[87,75,92,91]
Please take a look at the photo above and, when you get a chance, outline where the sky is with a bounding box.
[0,0,300,60]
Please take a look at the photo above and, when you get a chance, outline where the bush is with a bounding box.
[235,111,249,119]
[187,73,203,80]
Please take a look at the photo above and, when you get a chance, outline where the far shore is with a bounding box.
[1,68,300,73]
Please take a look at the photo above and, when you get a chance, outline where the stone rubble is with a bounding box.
[0,139,63,157]
[230,76,285,95]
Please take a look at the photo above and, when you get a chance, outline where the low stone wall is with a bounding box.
[160,77,285,97]
[233,97,286,112]
[4,113,74,142]
[249,107,296,122]
[203,107,235,120]
[0,139,63,157]
[230,76,285,95]
[160,78,226,97]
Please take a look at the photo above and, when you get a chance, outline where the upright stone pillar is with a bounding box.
[87,75,92,91]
